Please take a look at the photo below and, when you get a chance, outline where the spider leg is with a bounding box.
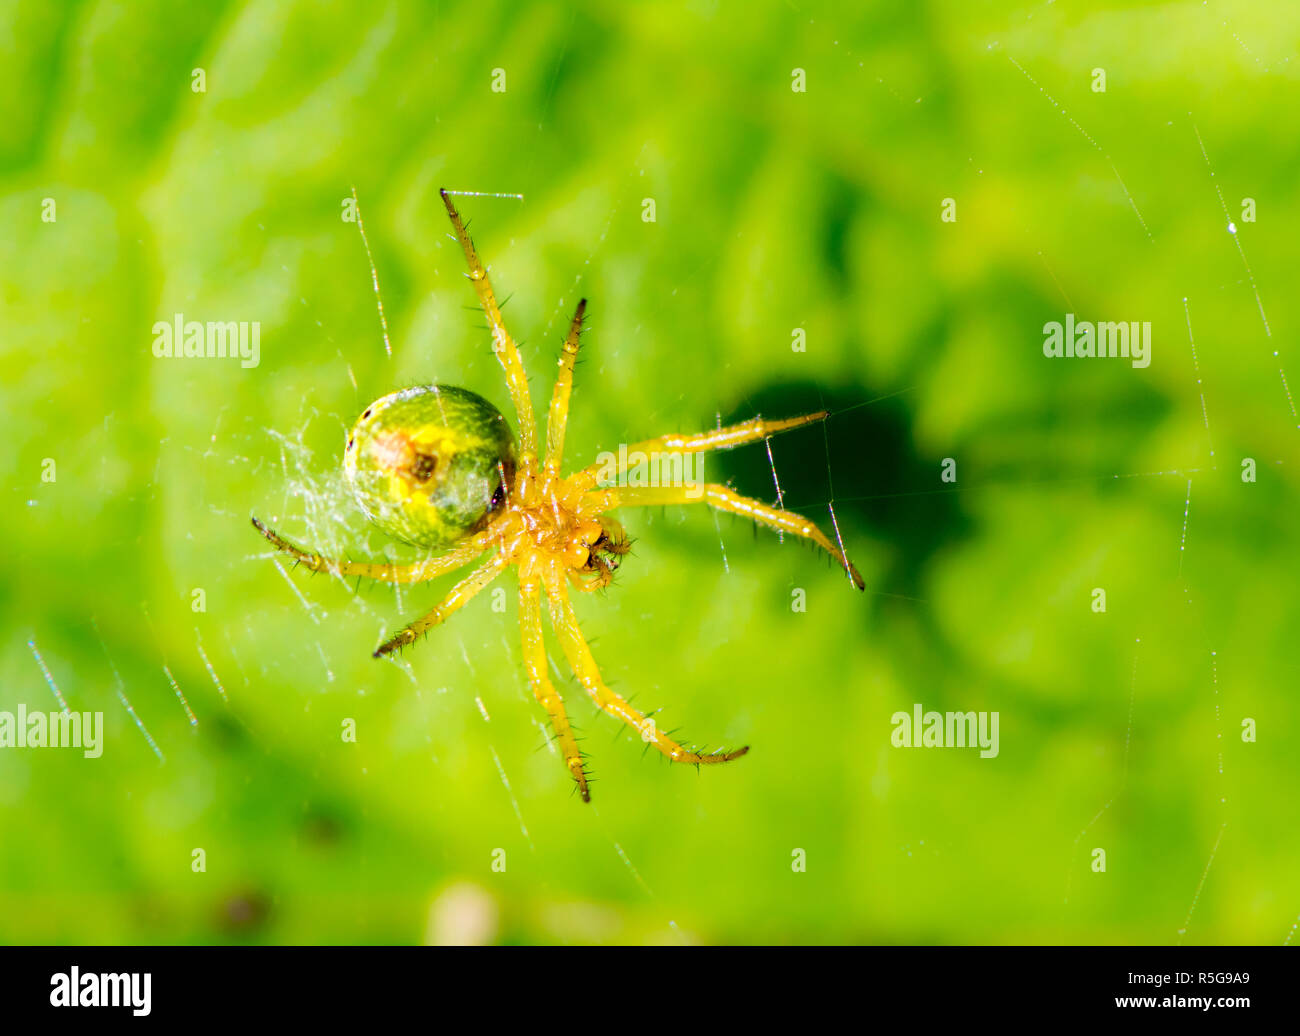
[544,576,750,765]
[569,411,828,493]
[373,554,507,657]
[601,485,866,590]
[543,298,587,479]
[251,516,484,584]
[519,579,590,801]
[439,189,537,461]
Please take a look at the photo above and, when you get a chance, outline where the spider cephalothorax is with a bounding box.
[252,189,863,802]
[490,469,632,591]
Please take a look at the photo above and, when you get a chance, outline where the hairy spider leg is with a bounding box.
[439,189,538,462]
[568,410,830,494]
[373,554,508,657]
[519,580,590,801]
[544,577,750,766]
[593,485,866,590]
[251,517,485,584]
[543,298,587,480]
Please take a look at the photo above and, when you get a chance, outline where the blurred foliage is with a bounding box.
[2,0,1298,945]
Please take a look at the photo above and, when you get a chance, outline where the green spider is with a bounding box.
[252,190,863,801]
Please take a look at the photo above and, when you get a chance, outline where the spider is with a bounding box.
[252,189,864,802]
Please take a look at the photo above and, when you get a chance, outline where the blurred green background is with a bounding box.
[2,0,1298,945]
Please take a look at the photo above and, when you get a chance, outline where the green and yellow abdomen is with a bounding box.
[343,384,516,548]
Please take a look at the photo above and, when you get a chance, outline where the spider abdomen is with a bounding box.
[343,384,516,548]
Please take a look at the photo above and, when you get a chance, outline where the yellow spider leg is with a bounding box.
[603,485,865,590]
[251,516,484,584]
[373,554,507,657]
[544,576,750,765]
[543,298,587,479]
[569,411,828,493]
[519,580,590,801]
[439,189,537,462]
